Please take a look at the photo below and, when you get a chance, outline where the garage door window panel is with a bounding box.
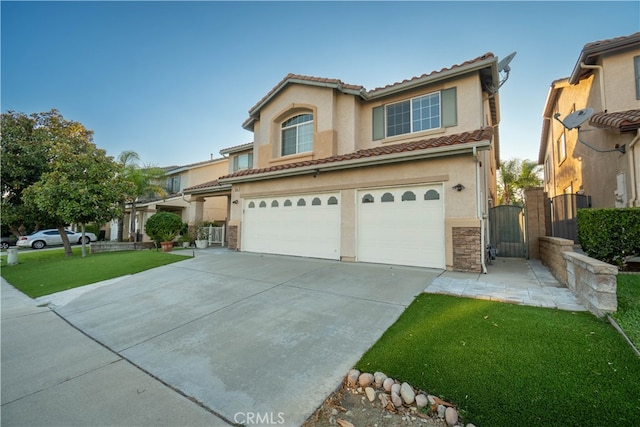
[362,194,374,203]
[312,197,321,206]
[402,191,416,201]
[381,193,394,202]
[425,190,440,200]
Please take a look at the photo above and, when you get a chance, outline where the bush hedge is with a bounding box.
[144,212,184,242]
[577,208,640,267]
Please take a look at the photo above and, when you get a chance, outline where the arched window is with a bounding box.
[271,200,279,207]
[381,192,395,202]
[259,201,267,208]
[248,201,256,208]
[402,191,416,201]
[362,194,374,203]
[297,198,306,206]
[282,114,313,156]
[312,197,321,206]
[425,190,440,200]
[284,199,292,207]
[328,196,338,205]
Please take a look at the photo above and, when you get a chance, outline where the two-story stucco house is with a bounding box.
[197,53,504,272]
[539,32,640,213]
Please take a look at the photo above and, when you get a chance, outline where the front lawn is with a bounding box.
[1,248,189,298]
[612,274,640,349]
[356,294,640,426]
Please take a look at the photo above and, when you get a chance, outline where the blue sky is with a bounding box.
[2,1,639,167]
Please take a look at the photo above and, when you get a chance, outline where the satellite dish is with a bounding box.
[498,52,517,73]
[487,52,517,94]
[560,108,594,130]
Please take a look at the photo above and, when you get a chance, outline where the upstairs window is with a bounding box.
[282,114,313,156]
[166,175,181,194]
[373,87,457,140]
[233,153,253,172]
[386,92,441,137]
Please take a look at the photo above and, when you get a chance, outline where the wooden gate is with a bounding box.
[489,205,526,258]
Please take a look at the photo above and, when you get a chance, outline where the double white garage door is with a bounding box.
[242,184,444,269]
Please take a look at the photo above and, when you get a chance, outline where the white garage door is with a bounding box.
[242,193,340,260]
[357,185,445,269]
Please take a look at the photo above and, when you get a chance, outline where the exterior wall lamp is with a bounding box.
[452,183,465,192]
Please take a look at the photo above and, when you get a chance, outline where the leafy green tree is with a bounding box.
[1,110,55,235]
[497,158,542,206]
[19,110,133,257]
[117,151,167,242]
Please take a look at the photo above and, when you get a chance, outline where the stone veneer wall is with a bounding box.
[563,252,618,317]
[228,225,238,250]
[452,227,482,273]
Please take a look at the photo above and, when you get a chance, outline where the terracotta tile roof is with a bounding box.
[183,179,230,193]
[219,127,494,181]
[366,53,495,95]
[590,109,640,132]
[570,32,640,84]
[219,142,254,155]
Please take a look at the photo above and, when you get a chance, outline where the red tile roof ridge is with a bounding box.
[219,127,493,181]
[583,32,640,51]
[366,53,495,94]
[590,109,640,131]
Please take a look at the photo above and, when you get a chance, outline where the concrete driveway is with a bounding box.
[37,250,440,426]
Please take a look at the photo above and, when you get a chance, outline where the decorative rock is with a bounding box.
[437,405,446,419]
[379,393,390,407]
[374,371,387,386]
[466,424,477,427]
[400,382,415,405]
[391,391,403,408]
[415,394,428,408]
[427,395,437,405]
[358,372,374,387]
[365,386,376,402]
[445,407,458,426]
[382,377,395,392]
[391,383,401,395]
[346,369,360,387]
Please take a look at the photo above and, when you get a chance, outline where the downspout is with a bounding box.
[474,146,488,274]
[580,63,606,111]
[628,130,640,207]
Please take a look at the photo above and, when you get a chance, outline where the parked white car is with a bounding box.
[16,229,97,250]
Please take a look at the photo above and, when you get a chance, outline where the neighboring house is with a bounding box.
[120,157,230,242]
[187,53,505,272]
[539,32,640,212]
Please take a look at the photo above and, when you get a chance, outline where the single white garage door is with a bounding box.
[242,193,340,260]
[357,185,445,269]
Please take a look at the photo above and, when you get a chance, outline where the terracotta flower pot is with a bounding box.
[161,241,173,252]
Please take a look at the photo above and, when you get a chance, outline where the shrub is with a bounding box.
[577,208,640,267]
[144,212,184,242]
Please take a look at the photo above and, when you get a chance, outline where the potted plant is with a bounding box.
[190,220,209,249]
[145,212,184,252]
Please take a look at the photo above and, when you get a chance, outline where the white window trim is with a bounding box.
[385,91,441,138]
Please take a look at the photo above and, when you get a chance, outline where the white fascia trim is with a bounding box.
[219,140,491,185]
[183,183,232,196]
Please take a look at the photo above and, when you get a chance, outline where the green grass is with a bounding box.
[356,294,640,426]
[612,274,640,349]
[1,247,190,298]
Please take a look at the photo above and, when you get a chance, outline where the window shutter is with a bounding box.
[372,106,384,140]
[441,87,457,128]
[635,56,640,100]
[248,152,253,169]
[233,156,239,171]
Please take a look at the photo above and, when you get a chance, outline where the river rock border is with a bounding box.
[345,369,476,427]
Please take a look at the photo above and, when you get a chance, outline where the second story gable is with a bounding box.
[163,157,229,197]
[242,53,501,171]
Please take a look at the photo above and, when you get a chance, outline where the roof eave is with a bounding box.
[569,33,640,84]
[183,183,232,196]
[218,140,491,185]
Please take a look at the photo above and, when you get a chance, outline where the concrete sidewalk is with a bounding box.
[1,278,231,426]
[425,257,586,311]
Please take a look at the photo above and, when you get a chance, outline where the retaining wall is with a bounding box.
[563,251,618,317]
[90,241,155,253]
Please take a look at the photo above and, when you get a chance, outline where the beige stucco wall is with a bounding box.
[600,49,640,112]
[181,160,229,222]
[228,154,480,269]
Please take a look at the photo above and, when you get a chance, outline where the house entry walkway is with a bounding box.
[425,257,586,311]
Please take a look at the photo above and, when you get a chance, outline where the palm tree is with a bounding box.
[497,158,542,206]
[118,151,167,242]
